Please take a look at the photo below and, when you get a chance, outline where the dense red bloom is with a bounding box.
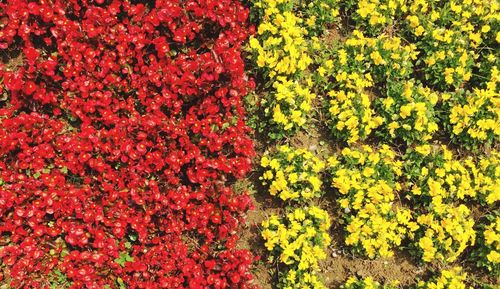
[0,0,257,288]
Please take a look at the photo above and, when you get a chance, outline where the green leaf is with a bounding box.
[128,233,137,242]
[60,166,68,174]
[33,172,41,179]
[117,277,126,289]
[49,269,71,289]
[115,252,134,267]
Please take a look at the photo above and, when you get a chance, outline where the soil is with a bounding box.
[322,252,423,288]
[2,49,23,72]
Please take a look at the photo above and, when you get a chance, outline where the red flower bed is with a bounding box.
[0,0,257,288]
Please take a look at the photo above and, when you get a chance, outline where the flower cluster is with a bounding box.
[404,145,480,263]
[261,78,316,136]
[325,88,382,144]
[415,267,467,289]
[260,145,325,201]
[405,0,496,91]
[414,204,475,263]
[315,30,441,144]
[341,276,398,289]
[473,214,500,274]
[261,207,331,289]
[248,0,313,138]
[258,143,331,288]
[0,0,258,288]
[315,31,393,143]
[339,0,405,36]
[404,145,499,205]
[329,145,418,258]
[444,70,500,148]
[377,80,439,143]
[474,151,500,205]
[300,0,339,36]
[248,0,338,139]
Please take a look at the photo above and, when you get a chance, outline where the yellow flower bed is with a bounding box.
[311,0,499,146]
[249,0,337,139]
[261,145,326,201]
[473,214,500,274]
[261,206,331,288]
[260,77,316,133]
[329,145,418,258]
[484,216,500,270]
[445,68,500,147]
[405,145,499,204]
[340,0,498,90]
[248,0,499,286]
[415,204,475,263]
[249,8,311,78]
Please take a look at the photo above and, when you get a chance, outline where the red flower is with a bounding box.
[0,0,257,287]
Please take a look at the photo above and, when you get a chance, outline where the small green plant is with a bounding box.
[115,252,134,267]
[49,269,71,289]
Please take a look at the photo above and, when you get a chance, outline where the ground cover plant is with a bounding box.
[0,0,258,288]
[1,0,499,288]
[247,0,499,287]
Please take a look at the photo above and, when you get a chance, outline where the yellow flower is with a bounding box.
[370,51,385,65]
[273,104,288,125]
[383,97,394,109]
[419,236,436,262]
[400,105,412,119]
[261,156,270,167]
[317,66,326,77]
[415,26,425,36]
[415,145,432,156]
[308,176,322,191]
